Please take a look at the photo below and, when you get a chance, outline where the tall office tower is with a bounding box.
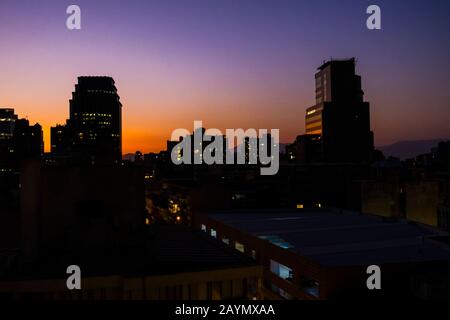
[305,58,374,162]
[69,76,122,163]
[0,108,17,145]
[0,108,18,170]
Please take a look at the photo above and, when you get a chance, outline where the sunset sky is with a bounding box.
[0,0,449,154]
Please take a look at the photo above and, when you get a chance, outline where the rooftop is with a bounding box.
[205,209,450,267]
[1,225,257,280]
[318,57,355,70]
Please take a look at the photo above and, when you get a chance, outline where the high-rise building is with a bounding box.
[0,108,18,152]
[13,119,43,159]
[0,108,42,168]
[305,58,374,162]
[67,76,122,163]
[0,108,17,174]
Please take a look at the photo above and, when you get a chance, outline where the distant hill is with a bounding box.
[377,139,449,160]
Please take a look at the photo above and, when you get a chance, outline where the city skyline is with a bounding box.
[1,1,450,302]
[1,0,449,154]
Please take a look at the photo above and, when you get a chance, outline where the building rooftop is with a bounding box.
[205,209,450,267]
[318,57,355,70]
[1,225,257,280]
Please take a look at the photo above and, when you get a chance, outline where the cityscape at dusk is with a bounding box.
[0,0,449,153]
[1,0,450,313]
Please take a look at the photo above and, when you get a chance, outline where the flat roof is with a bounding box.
[318,58,355,70]
[206,209,450,267]
[1,225,257,280]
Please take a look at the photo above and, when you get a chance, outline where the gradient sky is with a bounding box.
[0,0,449,153]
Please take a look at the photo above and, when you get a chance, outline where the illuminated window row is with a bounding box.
[86,90,116,94]
[82,113,112,117]
[200,224,255,259]
[305,114,322,123]
[305,121,322,130]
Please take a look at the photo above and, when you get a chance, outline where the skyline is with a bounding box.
[1,0,449,154]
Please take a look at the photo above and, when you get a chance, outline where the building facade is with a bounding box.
[303,58,374,162]
[51,76,122,163]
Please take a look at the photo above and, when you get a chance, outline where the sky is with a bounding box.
[0,0,449,153]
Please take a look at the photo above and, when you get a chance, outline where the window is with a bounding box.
[201,224,206,232]
[301,276,320,298]
[235,241,245,253]
[270,260,293,282]
[258,235,294,250]
[210,228,217,238]
[270,283,293,300]
[222,237,230,245]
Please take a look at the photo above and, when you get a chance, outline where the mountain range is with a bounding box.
[377,139,449,160]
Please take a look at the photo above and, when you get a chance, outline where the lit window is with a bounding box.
[270,260,293,282]
[296,204,304,209]
[259,235,294,250]
[222,237,230,245]
[235,242,245,253]
[210,228,217,238]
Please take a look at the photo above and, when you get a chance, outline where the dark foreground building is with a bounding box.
[18,160,145,260]
[0,160,262,300]
[0,226,262,300]
[195,208,450,299]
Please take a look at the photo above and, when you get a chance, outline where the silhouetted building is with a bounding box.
[0,109,43,245]
[286,134,322,162]
[361,141,450,228]
[0,108,17,144]
[303,58,374,162]
[0,108,43,169]
[50,123,71,154]
[52,76,122,163]
[12,119,43,160]
[0,108,18,171]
